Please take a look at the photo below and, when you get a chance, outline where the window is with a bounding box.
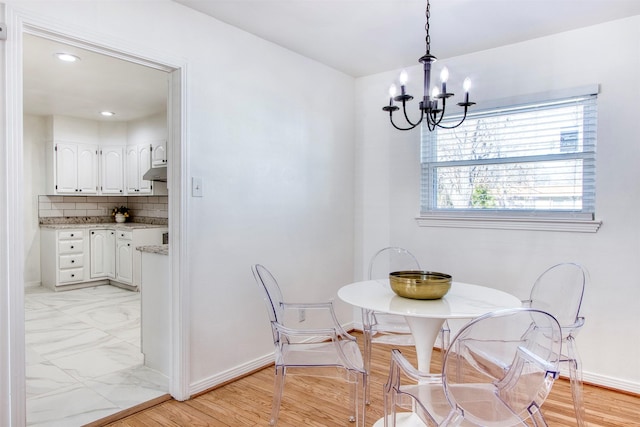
[420,91,598,231]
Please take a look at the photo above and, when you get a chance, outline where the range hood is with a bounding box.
[143,165,167,182]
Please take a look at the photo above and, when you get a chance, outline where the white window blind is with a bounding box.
[421,94,597,219]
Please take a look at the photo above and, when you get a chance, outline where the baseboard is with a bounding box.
[189,353,274,396]
[582,371,640,395]
[24,280,41,289]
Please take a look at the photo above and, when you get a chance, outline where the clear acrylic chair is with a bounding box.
[363,247,421,403]
[251,264,366,426]
[523,262,588,427]
[383,308,563,427]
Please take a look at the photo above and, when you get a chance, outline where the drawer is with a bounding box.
[59,254,83,269]
[117,230,133,240]
[59,230,84,240]
[59,268,84,283]
[59,239,83,254]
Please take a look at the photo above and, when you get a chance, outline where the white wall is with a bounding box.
[5,0,356,403]
[356,16,640,392]
[23,115,47,286]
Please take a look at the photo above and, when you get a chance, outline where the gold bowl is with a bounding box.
[389,271,452,300]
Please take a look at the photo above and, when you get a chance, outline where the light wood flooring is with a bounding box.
[100,332,639,426]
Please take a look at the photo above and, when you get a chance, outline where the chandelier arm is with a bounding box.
[401,100,422,128]
[390,110,423,131]
[435,108,470,130]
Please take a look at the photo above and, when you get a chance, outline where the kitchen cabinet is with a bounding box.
[90,229,115,279]
[100,146,125,194]
[116,231,134,284]
[151,140,167,167]
[53,143,98,194]
[41,225,167,291]
[41,229,89,289]
[126,143,152,195]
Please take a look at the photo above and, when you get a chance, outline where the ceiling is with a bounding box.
[175,0,640,77]
[23,1,640,122]
[23,34,168,122]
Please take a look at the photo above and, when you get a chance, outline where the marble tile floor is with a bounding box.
[25,284,168,426]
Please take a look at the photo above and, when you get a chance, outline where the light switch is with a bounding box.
[192,177,203,197]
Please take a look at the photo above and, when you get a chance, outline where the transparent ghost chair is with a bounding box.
[363,247,421,403]
[251,264,366,426]
[383,308,563,427]
[523,262,588,427]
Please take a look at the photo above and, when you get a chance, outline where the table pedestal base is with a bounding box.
[405,317,445,372]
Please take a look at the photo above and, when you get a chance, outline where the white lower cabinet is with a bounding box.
[116,231,134,284]
[41,226,167,290]
[41,229,89,288]
[90,229,116,279]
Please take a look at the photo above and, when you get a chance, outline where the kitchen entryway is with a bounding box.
[25,285,167,426]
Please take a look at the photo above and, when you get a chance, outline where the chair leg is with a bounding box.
[347,371,366,426]
[566,336,587,427]
[362,308,373,405]
[270,366,285,426]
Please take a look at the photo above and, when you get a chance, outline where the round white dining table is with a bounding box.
[337,279,522,373]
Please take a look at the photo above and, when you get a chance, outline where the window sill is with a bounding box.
[415,215,602,233]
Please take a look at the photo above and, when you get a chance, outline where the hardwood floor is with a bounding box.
[102,332,639,426]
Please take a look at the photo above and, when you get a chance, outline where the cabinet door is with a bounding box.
[77,144,98,194]
[101,146,124,194]
[55,143,78,193]
[116,238,133,284]
[90,230,116,279]
[151,140,167,167]
[138,144,152,194]
[126,145,139,193]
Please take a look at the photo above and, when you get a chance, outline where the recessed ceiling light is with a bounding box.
[55,53,81,63]
[100,111,115,117]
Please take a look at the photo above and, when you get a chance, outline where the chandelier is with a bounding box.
[383,0,475,131]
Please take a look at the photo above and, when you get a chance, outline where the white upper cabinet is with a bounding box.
[54,142,98,194]
[151,140,167,167]
[126,143,152,195]
[100,146,124,194]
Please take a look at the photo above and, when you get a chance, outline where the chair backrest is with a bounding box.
[252,264,284,325]
[442,308,562,426]
[368,247,420,280]
[529,262,587,327]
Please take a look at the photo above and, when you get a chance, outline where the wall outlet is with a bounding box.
[298,308,306,323]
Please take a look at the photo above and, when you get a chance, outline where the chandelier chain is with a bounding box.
[425,1,431,53]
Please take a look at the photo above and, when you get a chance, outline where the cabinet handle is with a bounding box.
[127,243,131,247]
[91,231,94,235]
[71,274,75,278]
[70,245,74,249]
[79,189,82,192]
[71,260,75,263]
[70,234,74,237]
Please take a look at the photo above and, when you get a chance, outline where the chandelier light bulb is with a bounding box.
[463,77,472,92]
[399,70,408,86]
[440,67,449,83]
[389,84,398,98]
[431,86,440,99]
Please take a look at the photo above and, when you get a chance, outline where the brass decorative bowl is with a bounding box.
[389,271,452,300]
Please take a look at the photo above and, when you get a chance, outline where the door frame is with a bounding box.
[2,7,191,425]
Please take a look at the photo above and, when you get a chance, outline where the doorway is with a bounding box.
[5,21,187,425]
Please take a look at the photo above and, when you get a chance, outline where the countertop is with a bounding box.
[136,244,168,255]
[40,223,167,230]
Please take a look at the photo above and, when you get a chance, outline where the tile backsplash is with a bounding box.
[38,195,168,224]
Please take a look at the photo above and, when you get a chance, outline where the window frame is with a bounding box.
[416,85,602,233]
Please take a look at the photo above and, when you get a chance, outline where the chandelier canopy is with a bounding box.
[383,0,475,131]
